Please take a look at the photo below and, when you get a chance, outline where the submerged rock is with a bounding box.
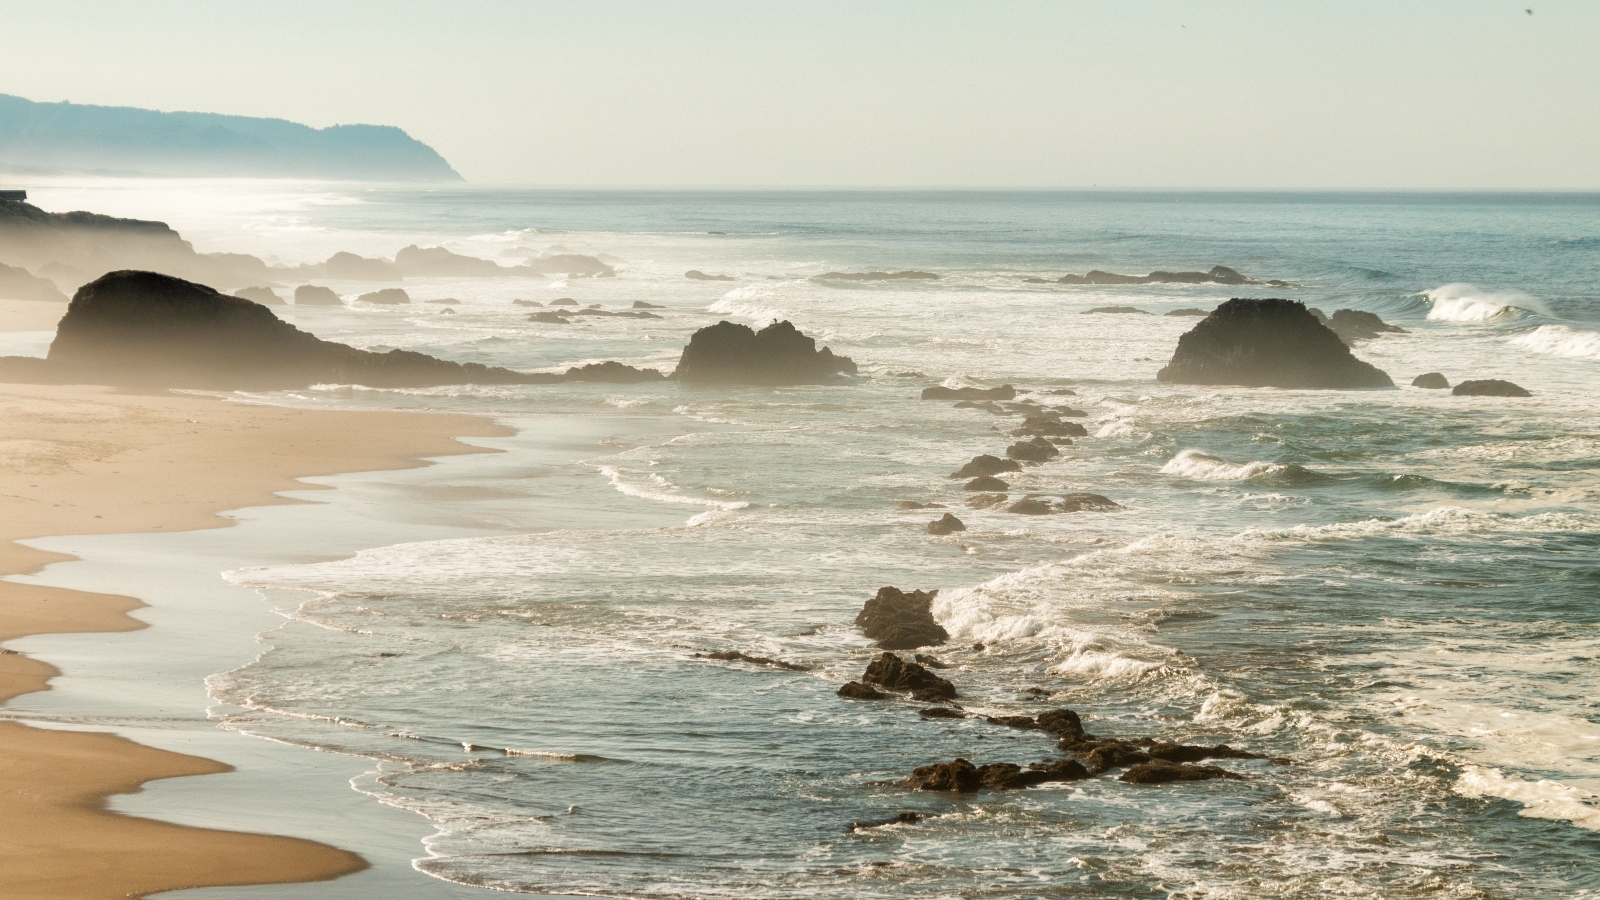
[1156,298,1394,389]
[356,287,410,304]
[512,299,543,306]
[927,513,966,535]
[951,455,1022,479]
[685,270,734,281]
[563,361,668,383]
[1119,760,1244,784]
[1412,372,1450,389]
[846,812,933,832]
[862,652,957,701]
[902,757,1090,792]
[1083,306,1151,315]
[1327,309,1405,343]
[837,681,886,700]
[855,587,948,650]
[1453,379,1531,397]
[673,320,857,386]
[966,492,1009,510]
[692,650,809,671]
[918,707,967,719]
[903,758,981,791]
[529,311,571,323]
[232,285,283,305]
[633,300,664,309]
[921,384,1016,401]
[294,284,342,306]
[1011,416,1086,439]
[1166,308,1210,317]
[1006,493,1119,515]
[1006,436,1060,462]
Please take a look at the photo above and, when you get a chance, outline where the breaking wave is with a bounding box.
[1423,283,1541,322]
[1509,324,1600,361]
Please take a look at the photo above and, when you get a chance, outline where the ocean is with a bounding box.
[50,186,1600,897]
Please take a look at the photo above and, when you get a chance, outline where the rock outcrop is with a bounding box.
[814,271,939,282]
[325,252,402,281]
[1006,437,1059,462]
[855,587,948,650]
[1327,309,1405,343]
[837,681,885,700]
[1083,306,1151,315]
[1005,493,1119,515]
[951,455,1021,479]
[562,361,668,383]
[1166,308,1210,317]
[922,384,1016,401]
[294,285,342,306]
[1054,266,1287,287]
[0,261,69,302]
[672,320,857,386]
[861,652,956,701]
[395,245,503,277]
[1119,760,1243,784]
[963,475,1009,491]
[902,757,1091,792]
[233,286,283,305]
[1156,298,1394,389]
[1412,372,1450,389]
[927,513,966,535]
[1453,379,1531,397]
[686,270,734,281]
[357,288,410,305]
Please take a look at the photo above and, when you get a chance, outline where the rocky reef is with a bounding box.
[672,320,857,386]
[1156,298,1393,389]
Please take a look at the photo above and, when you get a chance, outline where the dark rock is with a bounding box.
[951,455,1022,479]
[1084,744,1151,774]
[978,763,1051,790]
[1412,372,1450,389]
[1328,309,1405,343]
[985,715,1044,731]
[910,685,958,702]
[325,251,402,281]
[1146,742,1265,764]
[1166,308,1210,317]
[294,284,342,306]
[927,513,966,535]
[563,361,668,383]
[846,812,932,832]
[395,245,505,277]
[673,320,857,386]
[856,587,948,650]
[692,650,809,671]
[1307,307,1328,324]
[45,271,574,390]
[528,311,572,323]
[549,297,579,306]
[862,652,957,700]
[921,384,1017,401]
[1453,379,1531,397]
[963,475,1009,491]
[918,707,966,719]
[1083,306,1151,315]
[633,300,664,309]
[685,270,734,281]
[1006,493,1119,515]
[1119,760,1243,784]
[903,758,980,791]
[966,492,1009,510]
[1006,436,1059,462]
[1156,298,1394,389]
[1026,758,1091,781]
[913,654,950,669]
[1011,416,1086,439]
[232,286,283,305]
[356,288,410,305]
[837,681,886,700]
[815,271,939,282]
[1036,709,1085,739]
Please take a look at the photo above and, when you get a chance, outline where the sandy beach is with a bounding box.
[0,380,510,898]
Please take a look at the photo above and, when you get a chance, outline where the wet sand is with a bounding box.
[0,381,510,898]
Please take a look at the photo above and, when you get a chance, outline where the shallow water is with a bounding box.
[52,186,1600,897]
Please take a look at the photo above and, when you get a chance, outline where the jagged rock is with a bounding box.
[563,361,668,383]
[1027,758,1091,781]
[913,654,950,669]
[985,715,1044,730]
[1083,306,1151,315]
[918,707,967,719]
[633,300,664,309]
[1006,493,1119,515]
[862,652,956,700]
[692,650,809,671]
[1006,437,1059,462]
[41,270,585,390]
[963,475,1009,491]
[1156,298,1394,389]
[1166,308,1210,317]
[927,513,966,535]
[966,493,1009,510]
[685,270,734,281]
[325,251,401,281]
[921,384,1016,401]
[1119,760,1244,784]
[846,812,932,832]
[233,286,283,305]
[528,311,571,324]
[1454,379,1531,397]
[951,455,1022,479]
[903,758,981,791]
[1147,742,1264,764]
[357,288,410,305]
[815,271,939,282]
[1328,309,1405,343]
[903,757,1090,792]
[837,681,885,700]
[856,588,948,650]
[673,320,857,386]
[294,284,342,306]
[1412,372,1450,389]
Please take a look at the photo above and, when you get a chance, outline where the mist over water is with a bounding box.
[89,186,1598,897]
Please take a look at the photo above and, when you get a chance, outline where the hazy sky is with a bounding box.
[2,1,1596,188]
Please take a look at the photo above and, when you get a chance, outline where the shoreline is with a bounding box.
[0,380,512,898]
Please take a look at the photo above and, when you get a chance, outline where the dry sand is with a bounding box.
[0,382,511,898]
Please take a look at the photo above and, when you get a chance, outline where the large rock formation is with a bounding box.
[1326,309,1405,343]
[861,652,956,701]
[356,288,410,305]
[395,245,505,277]
[672,320,857,386]
[325,252,402,281]
[855,587,948,650]
[0,261,68,302]
[233,286,283,306]
[1156,298,1394,389]
[31,271,663,391]
[1412,372,1450,389]
[1453,379,1531,397]
[294,285,343,306]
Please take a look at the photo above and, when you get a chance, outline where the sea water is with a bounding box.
[63,187,1600,897]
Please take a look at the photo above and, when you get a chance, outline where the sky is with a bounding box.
[1,0,1596,189]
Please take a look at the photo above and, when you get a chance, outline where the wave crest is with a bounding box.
[1423,283,1539,322]
[1509,324,1600,361]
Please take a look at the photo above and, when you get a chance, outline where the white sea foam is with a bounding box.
[1423,283,1540,322]
[1455,766,1600,830]
[596,465,749,511]
[1159,449,1289,482]
[1509,324,1600,361]
[707,286,785,327]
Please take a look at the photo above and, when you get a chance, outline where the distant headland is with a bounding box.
[0,93,461,182]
